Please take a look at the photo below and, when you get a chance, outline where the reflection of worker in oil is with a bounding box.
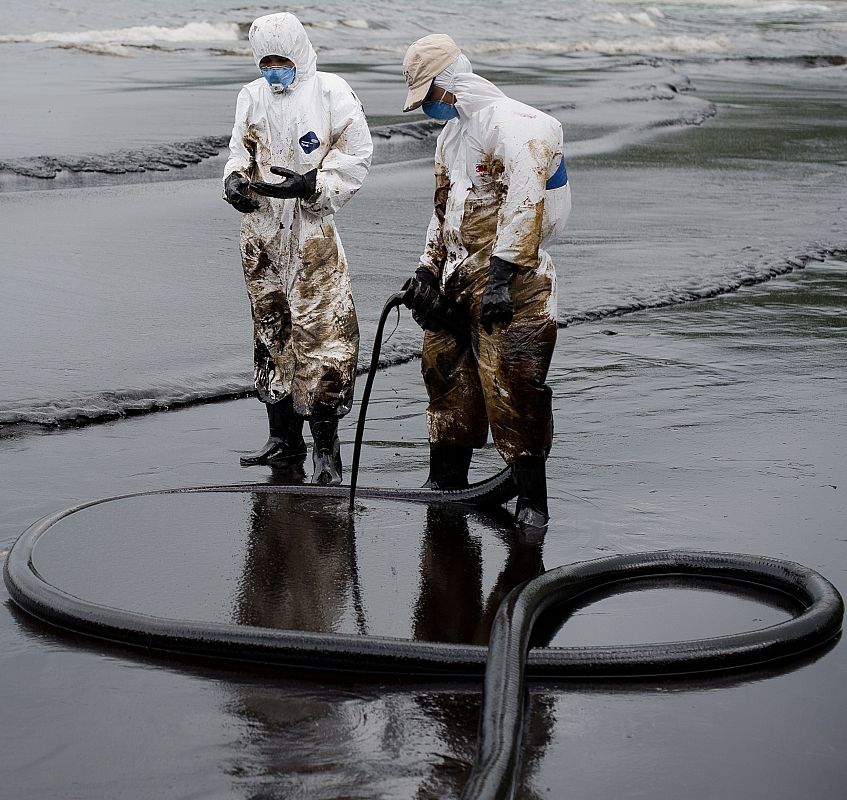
[228,490,369,796]
[411,505,555,798]
[229,498,553,797]
[233,491,363,633]
[413,505,545,644]
[400,35,572,533]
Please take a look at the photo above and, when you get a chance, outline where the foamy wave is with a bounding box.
[591,11,661,28]
[0,21,241,46]
[367,34,733,57]
[0,381,252,429]
[575,34,733,55]
[466,34,732,56]
[303,18,370,30]
[604,0,828,9]
[4,248,843,434]
[722,0,831,12]
[559,247,844,326]
[56,42,135,58]
[0,341,421,432]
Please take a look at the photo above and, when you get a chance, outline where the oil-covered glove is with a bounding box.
[402,268,443,332]
[480,256,519,334]
[250,166,318,200]
[224,172,259,214]
[402,269,472,348]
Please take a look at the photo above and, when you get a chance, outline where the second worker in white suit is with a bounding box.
[401,34,572,530]
[222,12,373,484]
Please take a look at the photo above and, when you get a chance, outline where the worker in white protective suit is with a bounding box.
[222,12,373,484]
[401,35,572,531]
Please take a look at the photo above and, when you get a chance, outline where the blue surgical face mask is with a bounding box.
[261,65,296,93]
[421,99,459,121]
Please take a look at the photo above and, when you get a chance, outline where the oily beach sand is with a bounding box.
[2,259,846,799]
[1,47,846,799]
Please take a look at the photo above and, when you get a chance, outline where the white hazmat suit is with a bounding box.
[417,56,572,464]
[223,13,373,418]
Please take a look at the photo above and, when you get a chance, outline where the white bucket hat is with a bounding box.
[402,34,462,112]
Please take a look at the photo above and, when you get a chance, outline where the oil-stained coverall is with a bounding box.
[223,13,372,481]
[403,39,571,527]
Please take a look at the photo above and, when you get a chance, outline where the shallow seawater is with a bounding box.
[2,260,846,799]
[1,13,845,429]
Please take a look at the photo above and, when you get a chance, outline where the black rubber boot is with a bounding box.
[240,398,306,467]
[309,416,342,485]
[511,456,549,532]
[423,446,473,490]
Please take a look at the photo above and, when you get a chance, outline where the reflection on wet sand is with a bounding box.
[228,494,557,798]
[414,504,545,644]
[234,487,363,635]
[412,506,555,799]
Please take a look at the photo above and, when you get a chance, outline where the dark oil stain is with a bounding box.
[422,330,488,448]
[450,154,507,291]
[527,139,555,185]
[424,168,451,271]
[283,233,359,414]
[301,235,340,273]
[241,242,273,282]
[510,197,546,268]
[249,281,294,402]
[480,279,556,463]
[244,124,273,178]
[241,133,257,164]
[313,365,347,414]
[435,351,458,381]
[476,154,505,187]
[460,197,499,257]
[330,129,348,155]
[251,287,292,347]
[503,139,555,268]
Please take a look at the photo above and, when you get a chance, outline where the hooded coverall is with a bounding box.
[417,66,571,464]
[223,13,373,418]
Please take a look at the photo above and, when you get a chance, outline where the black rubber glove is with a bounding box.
[249,166,318,200]
[224,172,259,214]
[480,256,519,334]
[402,268,443,332]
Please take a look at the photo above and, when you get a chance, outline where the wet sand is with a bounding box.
[2,44,846,798]
[2,259,846,799]
[5,58,844,429]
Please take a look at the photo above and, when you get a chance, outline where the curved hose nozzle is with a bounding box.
[348,283,475,512]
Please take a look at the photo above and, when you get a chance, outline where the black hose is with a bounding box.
[6,497,841,679]
[349,290,407,510]
[193,469,517,507]
[3,493,843,799]
[460,550,844,800]
[347,286,484,510]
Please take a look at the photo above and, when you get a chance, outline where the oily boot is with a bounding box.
[511,456,549,531]
[240,397,306,466]
[423,445,473,490]
[309,416,343,485]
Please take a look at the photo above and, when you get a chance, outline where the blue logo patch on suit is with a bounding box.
[299,132,320,153]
